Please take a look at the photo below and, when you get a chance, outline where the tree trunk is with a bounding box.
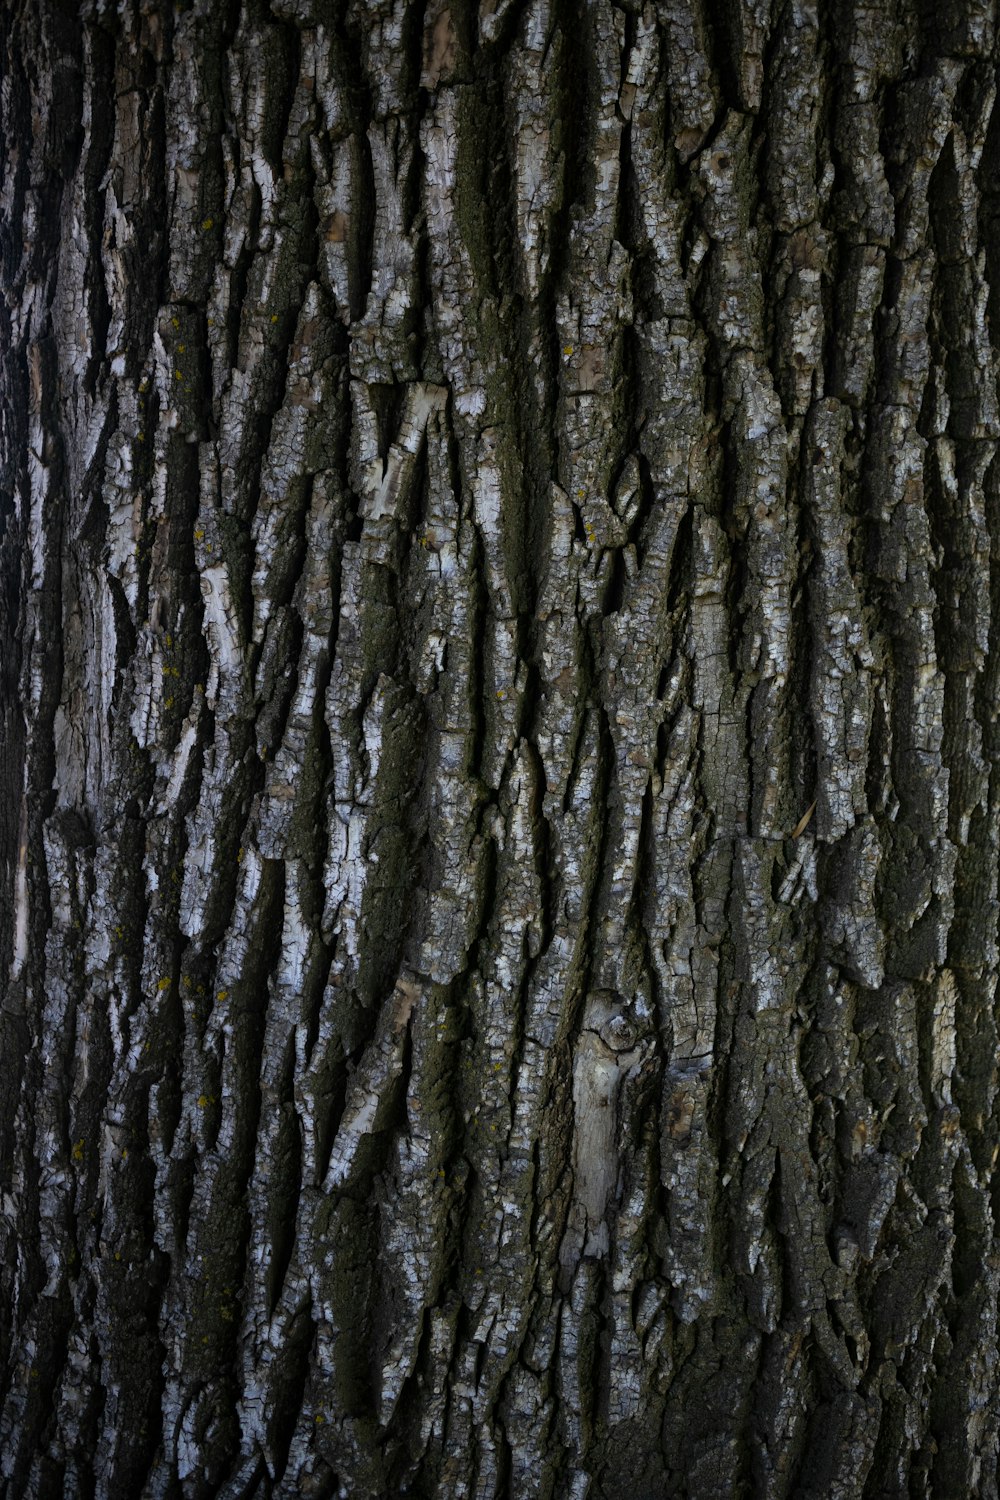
[2,0,999,1495]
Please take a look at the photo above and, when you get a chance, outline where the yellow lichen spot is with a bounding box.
[121,1148,128,1160]
[164,696,174,710]
[563,344,573,356]
[177,344,186,354]
[496,688,505,700]
[137,433,145,443]
[114,925,123,940]
[205,542,213,552]
[165,633,173,648]
[182,974,191,989]
[157,976,171,992]
[175,369,183,381]
[197,1094,209,1109]
[202,217,214,231]
[71,1139,84,1162]
[270,314,279,323]
[237,845,244,863]
[314,1414,326,1426]
[217,989,229,1003]
[114,1251,122,1261]
[171,317,179,329]
[194,528,204,540]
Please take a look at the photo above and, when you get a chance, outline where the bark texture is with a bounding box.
[3,0,1000,1495]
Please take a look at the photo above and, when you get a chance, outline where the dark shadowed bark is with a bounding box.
[3,0,1000,1495]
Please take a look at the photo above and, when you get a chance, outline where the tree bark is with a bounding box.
[2,0,1000,1495]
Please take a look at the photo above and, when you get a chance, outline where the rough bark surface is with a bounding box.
[3,0,1000,1496]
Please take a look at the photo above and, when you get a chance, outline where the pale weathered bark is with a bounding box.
[2,0,1000,1495]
